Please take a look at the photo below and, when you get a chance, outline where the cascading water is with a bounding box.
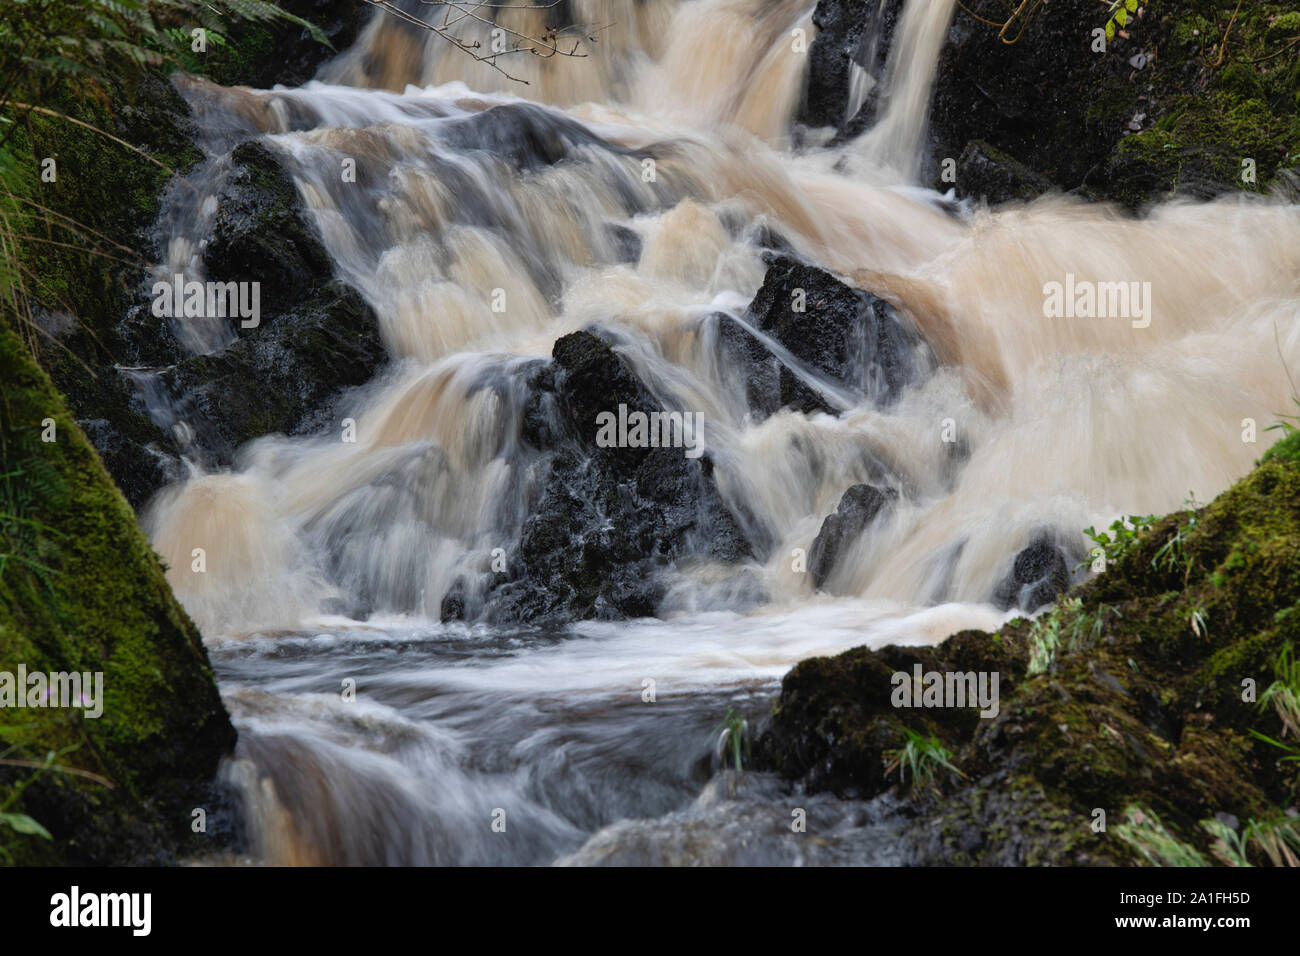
[136,0,1300,864]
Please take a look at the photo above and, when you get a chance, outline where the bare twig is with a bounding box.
[363,0,598,86]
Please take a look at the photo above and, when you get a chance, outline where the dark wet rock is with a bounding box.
[482,330,753,624]
[992,535,1071,612]
[711,314,835,421]
[746,255,930,409]
[925,0,1298,206]
[203,141,337,315]
[809,483,897,590]
[605,223,642,264]
[800,0,906,140]
[954,140,1055,204]
[161,282,382,464]
[439,579,468,622]
[78,417,185,509]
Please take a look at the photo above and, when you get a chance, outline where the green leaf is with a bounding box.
[1126,0,1138,11]
[0,813,52,839]
[1116,9,1128,28]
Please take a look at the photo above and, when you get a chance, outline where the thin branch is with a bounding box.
[363,0,597,86]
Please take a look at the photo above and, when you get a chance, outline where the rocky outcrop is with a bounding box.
[458,251,934,623]
[756,433,1300,864]
[800,0,1300,206]
[800,0,906,140]
[809,483,897,589]
[742,254,930,413]
[927,0,1300,206]
[157,142,385,466]
[460,330,754,624]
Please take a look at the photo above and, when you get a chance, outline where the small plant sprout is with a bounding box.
[1081,515,1156,572]
[1114,806,1208,867]
[1203,816,1300,868]
[1251,642,1300,791]
[1152,499,1200,584]
[1240,818,1300,867]
[715,707,748,773]
[883,726,966,795]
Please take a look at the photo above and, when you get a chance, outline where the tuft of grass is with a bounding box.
[1205,815,1300,868]
[1250,641,1300,793]
[1025,597,1111,676]
[1115,805,1208,866]
[1119,804,1300,868]
[715,707,749,773]
[883,726,967,794]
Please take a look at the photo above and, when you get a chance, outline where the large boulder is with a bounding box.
[151,140,386,469]
[745,255,930,410]
[463,330,754,624]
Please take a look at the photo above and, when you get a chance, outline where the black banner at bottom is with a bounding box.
[0,864,1277,942]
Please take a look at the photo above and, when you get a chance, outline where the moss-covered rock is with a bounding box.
[755,430,1300,864]
[0,0,362,867]
[0,326,236,865]
[924,0,1300,206]
[7,73,203,508]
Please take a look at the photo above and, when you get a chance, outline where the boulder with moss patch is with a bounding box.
[756,430,1300,864]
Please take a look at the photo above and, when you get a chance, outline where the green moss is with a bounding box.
[1262,427,1300,465]
[0,326,236,864]
[1082,1,1300,203]
[758,434,1300,864]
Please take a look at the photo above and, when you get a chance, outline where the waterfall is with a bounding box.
[133,0,1300,864]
